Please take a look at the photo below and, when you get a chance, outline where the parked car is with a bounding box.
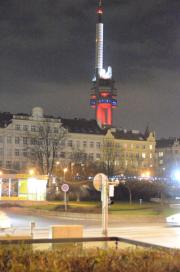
[0,212,11,230]
[166,213,180,226]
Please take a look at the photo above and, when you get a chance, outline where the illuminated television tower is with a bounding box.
[90,0,117,128]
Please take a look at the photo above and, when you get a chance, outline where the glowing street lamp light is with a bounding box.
[29,169,35,176]
[172,170,180,182]
[0,171,2,199]
[141,171,150,179]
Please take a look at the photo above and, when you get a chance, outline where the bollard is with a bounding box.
[30,222,36,237]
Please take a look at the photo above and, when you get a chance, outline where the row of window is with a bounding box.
[14,124,60,133]
[122,144,153,150]
[0,161,21,170]
[122,152,153,159]
[158,150,180,157]
[66,140,101,149]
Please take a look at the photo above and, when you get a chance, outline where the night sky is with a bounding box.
[0,0,179,137]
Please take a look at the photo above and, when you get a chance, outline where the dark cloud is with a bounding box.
[0,0,179,137]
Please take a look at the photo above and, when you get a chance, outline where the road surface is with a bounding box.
[0,209,180,249]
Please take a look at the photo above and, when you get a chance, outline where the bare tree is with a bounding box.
[27,121,67,179]
[100,139,119,178]
[69,148,98,180]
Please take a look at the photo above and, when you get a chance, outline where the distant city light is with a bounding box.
[141,171,151,179]
[29,169,35,176]
[172,170,180,182]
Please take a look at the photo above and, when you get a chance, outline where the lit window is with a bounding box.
[159,152,163,157]
[142,153,146,159]
[149,145,153,150]
[159,159,163,165]
[150,153,153,159]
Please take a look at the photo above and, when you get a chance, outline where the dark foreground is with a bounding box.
[0,245,179,272]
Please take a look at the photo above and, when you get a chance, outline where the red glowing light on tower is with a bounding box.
[90,0,117,128]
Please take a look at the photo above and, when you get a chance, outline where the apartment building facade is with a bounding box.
[0,107,156,176]
[156,138,180,177]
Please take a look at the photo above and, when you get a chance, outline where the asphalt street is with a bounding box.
[0,209,180,249]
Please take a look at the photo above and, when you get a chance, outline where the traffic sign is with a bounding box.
[93,173,108,191]
[61,183,69,192]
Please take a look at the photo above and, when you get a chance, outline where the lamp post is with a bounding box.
[63,168,68,182]
[0,171,2,200]
[29,169,35,176]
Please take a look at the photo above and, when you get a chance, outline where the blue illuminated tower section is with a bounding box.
[90,0,117,128]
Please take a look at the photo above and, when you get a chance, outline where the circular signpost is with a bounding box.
[93,173,108,191]
[61,183,69,192]
[93,173,109,238]
[61,183,69,212]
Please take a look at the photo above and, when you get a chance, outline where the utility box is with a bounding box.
[51,225,83,239]
[51,225,83,250]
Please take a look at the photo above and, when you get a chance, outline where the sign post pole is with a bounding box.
[93,174,119,240]
[101,177,108,237]
[61,184,69,212]
[64,191,67,212]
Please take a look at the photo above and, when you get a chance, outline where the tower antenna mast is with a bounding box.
[90,0,117,128]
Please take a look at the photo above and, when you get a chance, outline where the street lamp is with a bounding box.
[141,171,151,179]
[29,169,35,176]
[63,168,68,182]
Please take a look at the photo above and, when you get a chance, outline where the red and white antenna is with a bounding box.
[95,0,104,73]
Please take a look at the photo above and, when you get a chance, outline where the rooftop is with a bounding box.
[61,118,106,135]
[0,112,13,128]
[156,138,179,148]
[112,129,147,141]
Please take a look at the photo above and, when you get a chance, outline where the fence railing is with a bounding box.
[0,236,173,251]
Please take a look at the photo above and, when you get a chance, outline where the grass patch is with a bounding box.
[1,201,179,218]
[0,245,179,272]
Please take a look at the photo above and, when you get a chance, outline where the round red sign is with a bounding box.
[61,183,69,192]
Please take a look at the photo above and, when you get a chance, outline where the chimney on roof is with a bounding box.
[110,127,116,133]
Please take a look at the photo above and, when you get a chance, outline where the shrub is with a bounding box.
[0,245,179,272]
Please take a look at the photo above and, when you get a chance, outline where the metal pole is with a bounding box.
[0,178,2,199]
[101,179,108,237]
[64,191,67,212]
[8,178,11,198]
